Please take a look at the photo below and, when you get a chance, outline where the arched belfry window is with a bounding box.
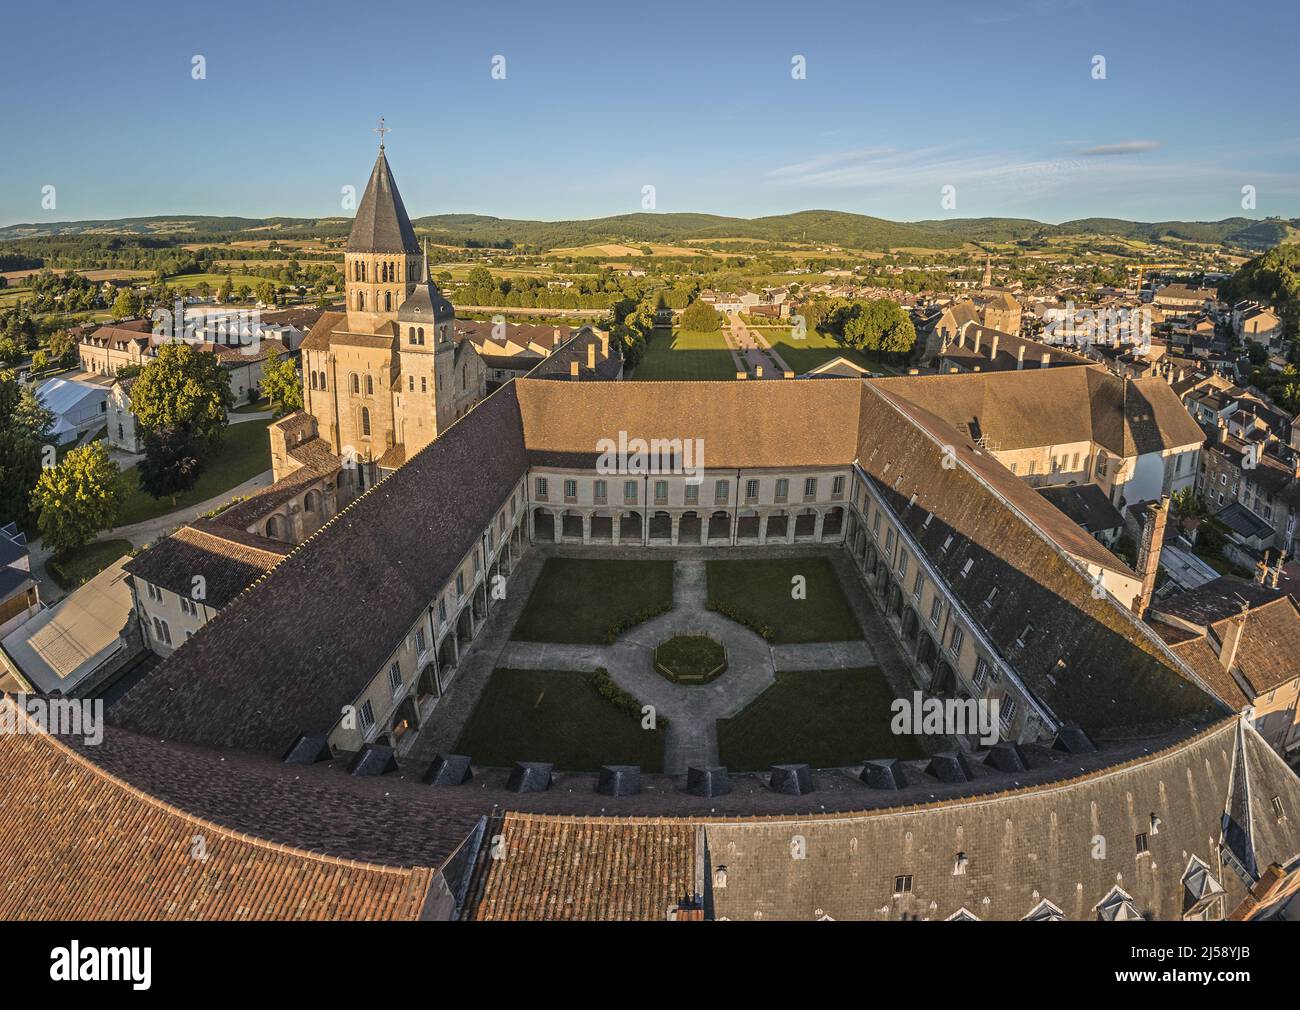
[319,372,327,391]
[384,291,392,311]
[351,373,360,394]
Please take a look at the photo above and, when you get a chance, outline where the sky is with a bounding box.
[2,0,1298,227]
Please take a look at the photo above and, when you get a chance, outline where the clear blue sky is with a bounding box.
[2,0,1297,227]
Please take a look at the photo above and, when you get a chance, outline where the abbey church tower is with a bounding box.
[291,127,487,489]
[344,142,424,333]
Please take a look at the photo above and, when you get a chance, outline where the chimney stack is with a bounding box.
[1256,551,1271,586]
[587,342,596,370]
[1218,604,1249,674]
[973,329,982,354]
[991,334,1000,360]
[1017,345,1025,370]
[1132,497,1169,618]
[1040,352,1051,368]
[1270,551,1286,590]
[570,360,580,379]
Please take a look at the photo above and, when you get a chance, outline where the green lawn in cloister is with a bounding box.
[705,556,862,644]
[454,668,665,772]
[510,557,675,644]
[717,667,923,771]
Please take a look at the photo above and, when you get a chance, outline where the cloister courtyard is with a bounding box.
[409,547,934,775]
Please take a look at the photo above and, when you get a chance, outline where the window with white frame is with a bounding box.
[535,477,548,499]
[999,695,1017,726]
[804,477,817,499]
[564,479,577,500]
[715,480,729,504]
[684,483,699,505]
[949,625,964,656]
[745,479,760,501]
[388,662,402,696]
[930,597,942,627]
[594,479,607,502]
[973,657,991,690]
[913,571,925,600]
[625,480,638,503]
[775,478,789,502]
[655,480,668,504]
[832,475,845,497]
[358,700,375,731]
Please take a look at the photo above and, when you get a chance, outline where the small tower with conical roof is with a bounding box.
[344,128,423,333]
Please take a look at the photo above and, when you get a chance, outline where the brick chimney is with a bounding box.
[1218,606,1249,674]
[587,342,596,370]
[991,333,1000,360]
[570,359,580,379]
[1132,497,1169,617]
[973,329,982,354]
[1040,352,1051,368]
[1017,345,1026,370]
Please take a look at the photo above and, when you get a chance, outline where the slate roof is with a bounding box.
[1036,482,1125,534]
[346,149,421,255]
[861,382,1223,732]
[111,383,529,754]
[124,522,289,610]
[0,704,434,921]
[874,365,1205,456]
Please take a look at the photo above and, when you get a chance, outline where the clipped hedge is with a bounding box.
[706,600,775,641]
[590,667,667,728]
[603,601,672,644]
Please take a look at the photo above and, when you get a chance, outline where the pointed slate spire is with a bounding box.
[347,147,421,255]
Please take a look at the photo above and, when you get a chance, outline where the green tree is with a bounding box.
[217,275,235,303]
[130,343,234,448]
[260,351,303,416]
[111,288,142,320]
[0,376,54,532]
[31,441,126,556]
[255,280,277,306]
[137,425,205,506]
[679,298,723,332]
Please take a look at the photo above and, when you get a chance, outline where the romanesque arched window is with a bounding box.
[365,374,373,395]
[310,371,317,389]
[319,372,327,391]
[361,407,371,437]
[417,327,424,344]
[384,290,392,311]
[351,373,360,394]
[409,326,416,344]
[357,290,365,311]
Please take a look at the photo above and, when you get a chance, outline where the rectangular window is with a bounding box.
[421,376,427,393]
[388,662,402,696]
[655,480,668,504]
[594,479,607,503]
[960,558,974,577]
[930,597,942,627]
[832,475,845,497]
[684,483,699,505]
[534,477,548,500]
[415,627,426,653]
[872,512,881,535]
[564,479,577,501]
[715,480,729,505]
[745,479,760,501]
[973,657,991,690]
[999,696,1017,726]
[438,599,447,624]
[884,528,895,554]
[775,478,789,502]
[983,587,999,609]
[359,700,375,731]
[625,480,638,504]
[1135,832,1148,855]
[456,573,465,598]
[893,875,913,895]
[804,477,818,499]
[913,571,925,600]
[898,551,909,578]
[949,626,964,656]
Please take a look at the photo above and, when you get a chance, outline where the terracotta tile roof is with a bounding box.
[0,703,433,920]
[464,814,697,921]
[516,377,862,469]
[111,383,529,754]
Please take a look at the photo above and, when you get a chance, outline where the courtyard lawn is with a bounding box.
[761,326,902,376]
[511,557,674,644]
[48,539,133,590]
[717,667,924,771]
[631,328,736,381]
[706,557,862,644]
[454,668,666,772]
[115,418,272,527]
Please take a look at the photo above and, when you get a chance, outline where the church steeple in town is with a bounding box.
[344,120,422,331]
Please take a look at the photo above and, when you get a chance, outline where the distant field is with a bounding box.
[550,241,708,258]
[1,267,155,286]
[631,327,736,381]
[163,273,278,291]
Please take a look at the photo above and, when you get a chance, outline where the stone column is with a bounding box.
[759,513,769,545]
[814,510,826,542]
[582,512,592,545]
[670,514,681,546]
[612,514,621,547]
[787,515,797,544]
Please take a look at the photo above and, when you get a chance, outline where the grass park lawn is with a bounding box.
[163,272,276,292]
[511,557,674,644]
[232,396,271,413]
[454,668,666,772]
[654,634,727,684]
[49,538,133,590]
[717,668,924,771]
[706,557,862,644]
[631,327,736,381]
[761,326,901,376]
[114,418,271,527]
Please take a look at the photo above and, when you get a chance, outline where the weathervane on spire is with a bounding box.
[374,116,390,150]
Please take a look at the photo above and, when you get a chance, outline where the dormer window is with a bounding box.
[1016,622,1034,647]
[960,558,974,577]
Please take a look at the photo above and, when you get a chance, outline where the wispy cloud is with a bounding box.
[1079,140,1162,157]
